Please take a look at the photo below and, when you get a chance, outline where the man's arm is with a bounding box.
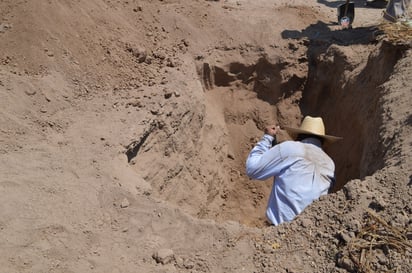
[245,125,284,180]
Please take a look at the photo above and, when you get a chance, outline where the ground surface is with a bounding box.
[0,0,411,272]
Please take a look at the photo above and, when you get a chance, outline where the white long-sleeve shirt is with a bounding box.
[246,134,336,225]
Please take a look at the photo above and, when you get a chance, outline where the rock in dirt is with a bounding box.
[0,23,12,33]
[25,89,37,96]
[368,196,386,212]
[336,256,355,272]
[300,218,312,228]
[120,198,130,208]
[153,248,175,264]
[126,45,147,63]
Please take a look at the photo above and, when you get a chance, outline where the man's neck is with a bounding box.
[301,137,322,148]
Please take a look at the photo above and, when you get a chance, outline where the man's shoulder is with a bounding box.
[278,140,334,168]
[279,140,329,158]
[278,140,305,154]
[279,140,302,147]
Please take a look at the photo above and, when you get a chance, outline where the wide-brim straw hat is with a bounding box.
[284,116,342,143]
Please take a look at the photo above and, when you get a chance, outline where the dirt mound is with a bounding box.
[0,0,411,272]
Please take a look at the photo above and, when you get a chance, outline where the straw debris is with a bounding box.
[341,210,412,273]
[378,20,412,45]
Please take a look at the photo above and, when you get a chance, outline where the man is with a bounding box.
[383,0,411,22]
[245,116,342,225]
[367,0,411,22]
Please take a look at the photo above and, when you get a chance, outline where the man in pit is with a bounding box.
[245,116,342,225]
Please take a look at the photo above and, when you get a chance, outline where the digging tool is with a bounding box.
[337,0,355,29]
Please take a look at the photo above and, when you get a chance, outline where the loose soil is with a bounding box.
[0,1,411,273]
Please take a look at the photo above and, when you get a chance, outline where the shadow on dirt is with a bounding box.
[281,20,379,46]
[317,0,382,9]
[201,59,305,105]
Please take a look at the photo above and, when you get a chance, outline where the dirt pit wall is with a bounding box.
[302,41,410,191]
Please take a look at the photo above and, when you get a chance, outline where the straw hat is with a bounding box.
[284,116,342,143]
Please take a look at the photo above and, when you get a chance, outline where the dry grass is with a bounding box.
[347,210,412,273]
[378,20,412,45]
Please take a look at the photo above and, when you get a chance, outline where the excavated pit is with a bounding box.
[130,41,408,228]
[193,41,407,227]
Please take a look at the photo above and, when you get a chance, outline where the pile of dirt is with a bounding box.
[0,0,410,272]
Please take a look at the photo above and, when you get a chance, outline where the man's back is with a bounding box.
[246,138,335,225]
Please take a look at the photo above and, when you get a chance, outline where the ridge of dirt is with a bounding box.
[0,1,411,273]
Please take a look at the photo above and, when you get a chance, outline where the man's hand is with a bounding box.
[264,125,280,137]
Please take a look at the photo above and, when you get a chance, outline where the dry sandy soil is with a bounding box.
[0,0,411,272]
